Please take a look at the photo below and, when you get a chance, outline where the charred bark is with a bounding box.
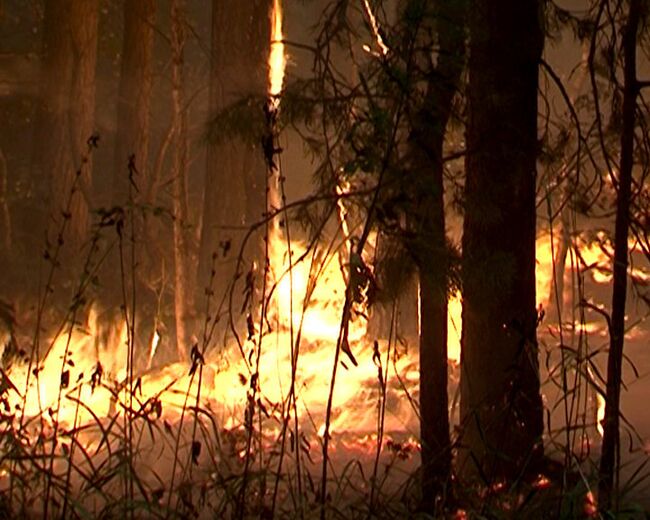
[598,0,641,511]
[460,0,544,482]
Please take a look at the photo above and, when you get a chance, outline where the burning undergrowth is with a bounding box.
[0,216,431,518]
[0,218,637,518]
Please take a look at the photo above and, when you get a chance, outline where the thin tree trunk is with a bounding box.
[549,213,570,319]
[547,43,589,321]
[34,0,98,247]
[598,0,640,511]
[171,0,191,362]
[402,0,466,509]
[460,0,544,482]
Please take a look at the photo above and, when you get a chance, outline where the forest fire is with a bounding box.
[2,235,614,437]
[0,0,649,518]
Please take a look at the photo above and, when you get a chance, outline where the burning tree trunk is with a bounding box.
[401,0,466,508]
[33,0,99,247]
[170,0,192,362]
[113,0,155,202]
[460,0,544,481]
[199,0,270,328]
[598,0,641,511]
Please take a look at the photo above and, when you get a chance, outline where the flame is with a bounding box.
[268,0,285,103]
[7,310,129,425]
[2,229,625,445]
[362,0,389,56]
[447,291,462,363]
[266,0,287,296]
[596,391,606,437]
[147,328,161,369]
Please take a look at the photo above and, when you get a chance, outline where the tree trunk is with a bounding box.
[0,148,10,252]
[171,0,192,362]
[401,0,466,509]
[598,0,640,511]
[34,0,99,247]
[104,0,157,363]
[113,0,155,203]
[460,0,544,482]
[199,0,270,331]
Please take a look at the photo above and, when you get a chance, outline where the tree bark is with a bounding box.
[34,0,99,246]
[460,0,544,481]
[0,148,10,251]
[199,0,270,329]
[598,0,640,511]
[171,0,192,362]
[113,0,155,203]
[404,0,466,509]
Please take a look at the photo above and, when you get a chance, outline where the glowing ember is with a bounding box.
[453,510,468,520]
[532,473,552,489]
[584,490,598,517]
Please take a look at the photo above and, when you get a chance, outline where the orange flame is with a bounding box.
[3,230,617,447]
[268,0,285,103]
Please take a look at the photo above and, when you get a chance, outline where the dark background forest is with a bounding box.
[0,0,649,518]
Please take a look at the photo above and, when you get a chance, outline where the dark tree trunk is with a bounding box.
[598,0,640,511]
[34,0,99,247]
[460,0,544,481]
[402,0,466,509]
[199,0,270,328]
[0,148,9,251]
[113,0,155,203]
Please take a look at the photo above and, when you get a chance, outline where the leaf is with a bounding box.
[340,335,358,367]
[191,441,201,464]
[189,344,205,376]
[246,314,256,340]
[60,370,70,389]
[90,362,103,392]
